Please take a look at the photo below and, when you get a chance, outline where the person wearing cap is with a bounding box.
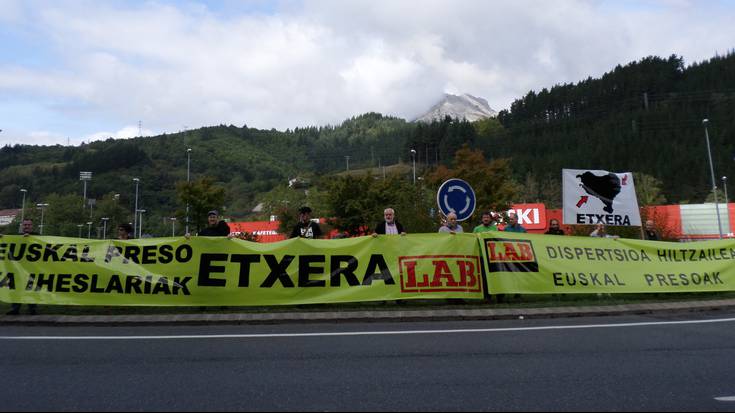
[290,206,322,239]
[198,210,231,237]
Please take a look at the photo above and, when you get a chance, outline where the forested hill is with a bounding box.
[487,53,735,203]
[1,52,734,229]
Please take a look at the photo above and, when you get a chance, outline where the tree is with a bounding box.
[323,174,435,236]
[635,173,667,206]
[427,145,519,216]
[176,177,226,233]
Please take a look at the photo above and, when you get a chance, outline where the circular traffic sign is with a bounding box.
[436,178,476,221]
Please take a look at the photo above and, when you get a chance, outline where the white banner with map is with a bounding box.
[562,169,642,226]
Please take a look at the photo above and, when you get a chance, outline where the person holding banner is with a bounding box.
[439,212,463,234]
[198,210,231,237]
[644,220,660,241]
[117,223,133,240]
[590,223,619,239]
[503,213,527,233]
[290,206,322,239]
[2,218,39,315]
[473,211,498,233]
[373,208,406,236]
[545,219,565,235]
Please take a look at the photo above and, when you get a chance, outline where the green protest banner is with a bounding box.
[480,231,735,293]
[0,234,484,306]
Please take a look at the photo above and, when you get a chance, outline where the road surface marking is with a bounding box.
[2,316,735,340]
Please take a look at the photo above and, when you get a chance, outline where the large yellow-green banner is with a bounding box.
[480,231,735,294]
[0,234,484,306]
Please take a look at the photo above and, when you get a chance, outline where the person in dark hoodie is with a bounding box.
[198,210,231,237]
[193,211,230,311]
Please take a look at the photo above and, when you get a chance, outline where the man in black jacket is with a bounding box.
[198,210,231,237]
[644,219,660,241]
[545,219,565,235]
[373,208,406,236]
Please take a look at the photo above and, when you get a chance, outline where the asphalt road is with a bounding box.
[3,312,735,411]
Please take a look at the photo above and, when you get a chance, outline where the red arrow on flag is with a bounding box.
[576,196,589,208]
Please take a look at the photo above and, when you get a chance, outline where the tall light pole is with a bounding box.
[19,188,27,234]
[86,221,93,239]
[80,171,92,208]
[101,217,109,240]
[37,203,49,235]
[186,148,191,235]
[77,224,84,238]
[703,119,723,239]
[36,203,49,235]
[410,149,417,185]
[723,176,729,205]
[133,178,140,237]
[137,209,146,238]
[170,217,177,237]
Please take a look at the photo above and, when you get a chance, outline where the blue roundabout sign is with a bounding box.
[436,178,476,222]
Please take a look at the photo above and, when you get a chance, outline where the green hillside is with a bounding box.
[2,52,734,236]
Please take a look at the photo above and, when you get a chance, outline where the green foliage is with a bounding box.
[323,174,435,235]
[2,51,735,235]
[427,145,520,215]
[635,173,667,206]
[492,52,735,205]
[176,177,226,233]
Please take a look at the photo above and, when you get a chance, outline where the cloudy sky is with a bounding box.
[1,0,733,146]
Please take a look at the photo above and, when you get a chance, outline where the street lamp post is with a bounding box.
[703,119,723,239]
[37,203,49,235]
[723,176,729,205]
[186,148,192,235]
[133,178,140,237]
[77,224,83,238]
[137,209,146,238]
[86,221,93,239]
[80,171,92,208]
[410,149,417,184]
[101,217,109,240]
[19,188,27,234]
[20,189,27,221]
[170,217,177,237]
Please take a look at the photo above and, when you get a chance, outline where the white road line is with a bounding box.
[715,396,735,402]
[2,317,735,340]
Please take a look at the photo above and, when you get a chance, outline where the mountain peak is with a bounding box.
[415,93,497,122]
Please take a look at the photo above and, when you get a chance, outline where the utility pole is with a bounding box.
[703,119,723,239]
[133,178,140,237]
[80,171,92,208]
[101,217,109,240]
[37,203,49,235]
[186,148,192,235]
[137,209,146,238]
[19,188,27,234]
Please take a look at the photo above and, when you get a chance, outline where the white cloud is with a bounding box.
[83,125,156,143]
[0,0,734,145]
